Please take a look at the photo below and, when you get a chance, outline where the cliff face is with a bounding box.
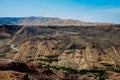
[0,24,120,70]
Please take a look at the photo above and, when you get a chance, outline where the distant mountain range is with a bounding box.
[0,17,60,25]
[0,17,114,26]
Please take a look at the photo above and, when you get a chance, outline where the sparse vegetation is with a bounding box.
[43,65,106,76]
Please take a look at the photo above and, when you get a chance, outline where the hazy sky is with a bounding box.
[0,0,120,23]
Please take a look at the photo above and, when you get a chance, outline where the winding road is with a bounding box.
[6,43,19,52]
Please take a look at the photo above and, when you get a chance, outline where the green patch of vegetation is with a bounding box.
[43,65,78,74]
[43,65,106,76]
[104,65,120,73]
[78,69,106,77]
[60,67,78,74]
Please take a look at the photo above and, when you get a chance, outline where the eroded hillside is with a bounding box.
[0,24,120,70]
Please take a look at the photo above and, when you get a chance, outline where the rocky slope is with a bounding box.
[0,24,120,71]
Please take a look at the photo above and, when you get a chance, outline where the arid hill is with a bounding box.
[0,24,120,71]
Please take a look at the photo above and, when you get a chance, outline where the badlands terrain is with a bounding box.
[0,17,120,80]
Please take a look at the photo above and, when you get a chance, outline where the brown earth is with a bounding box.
[0,61,120,80]
[0,24,120,70]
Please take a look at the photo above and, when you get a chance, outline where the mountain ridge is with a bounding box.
[0,16,115,26]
